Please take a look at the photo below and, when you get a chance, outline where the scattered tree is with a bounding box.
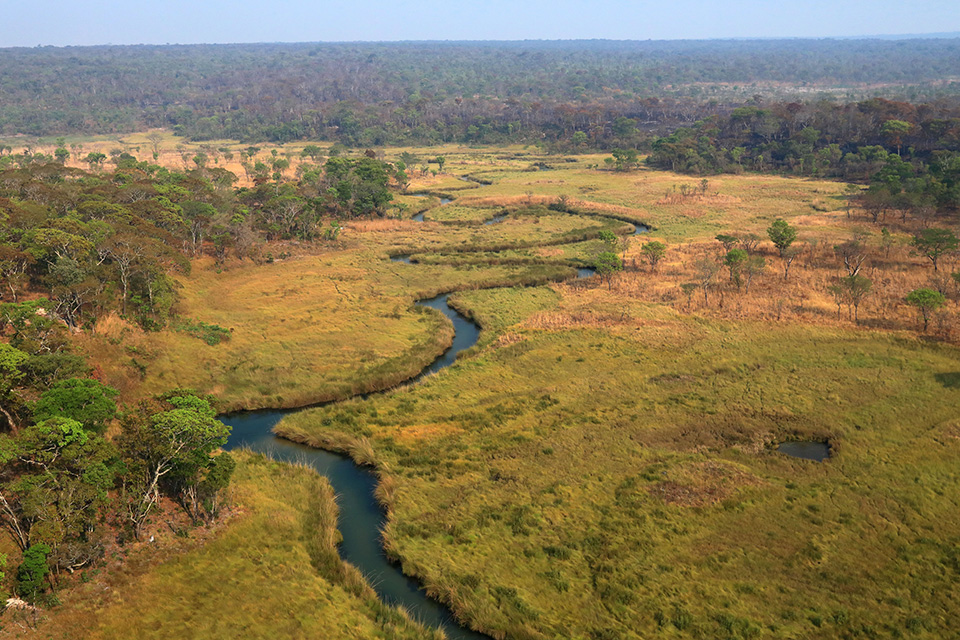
[906,288,946,331]
[913,228,959,272]
[767,219,798,257]
[641,241,667,270]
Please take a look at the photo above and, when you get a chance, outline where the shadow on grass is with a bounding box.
[935,372,960,388]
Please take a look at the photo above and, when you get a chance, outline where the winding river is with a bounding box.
[221,213,647,639]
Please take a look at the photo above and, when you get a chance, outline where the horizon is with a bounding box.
[4,0,959,48]
[4,32,960,51]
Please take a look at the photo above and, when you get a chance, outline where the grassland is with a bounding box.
[13,451,443,640]
[277,283,960,639]
[28,137,960,638]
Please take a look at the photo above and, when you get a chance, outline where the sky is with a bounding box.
[4,0,960,47]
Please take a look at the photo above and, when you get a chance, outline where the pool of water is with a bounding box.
[778,441,830,462]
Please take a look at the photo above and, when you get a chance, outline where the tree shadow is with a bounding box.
[934,372,960,388]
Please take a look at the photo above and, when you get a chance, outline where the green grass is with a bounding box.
[29,452,444,640]
[276,285,960,639]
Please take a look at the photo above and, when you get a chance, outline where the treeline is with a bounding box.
[1,276,234,601]
[1,40,959,145]
[0,151,399,332]
[646,98,960,213]
[0,336,233,604]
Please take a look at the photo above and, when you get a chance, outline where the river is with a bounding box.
[221,213,647,638]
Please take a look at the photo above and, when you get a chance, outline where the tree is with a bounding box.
[146,131,164,160]
[743,255,765,293]
[906,288,946,332]
[301,144,324,161]
[181,201,217,256]
[83,152,106,170]
[593,252,622,289]
[0,344,28,432]
[0,417,115,569]
[724,248,748,289]
[610,148,639,171]
[597,230,618,252]
[16,543,49,602]
[833,238,869,276]
[117,392,231,537]
[880,119,912,156]
[839,274,872,324]
[435,156,446,172]
[0,245,34,303]
[781,245,801,281]
[767,219,798,257]
[641,241,667,270]
[32,378,118,434]
[715,234,738,252]
[913,228,959,272]
[694,258,719,305]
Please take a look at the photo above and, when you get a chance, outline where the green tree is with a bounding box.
[16,543,49,602]
[913,228,959,272]
[641,241,667,270]
[610,148,639,171]
[300,144,324,161]
[83,152,106,170]
[593,252,622,289]
[32,378,118,434]
[0,343,28,431]
[767,219,798,257]
[597,230,618,252]
[715,234,739,252]
[0,418,116,563]
[117,392,231,537]
[435,156,446,172]
[906,288,946,332]
[724,248,748,289]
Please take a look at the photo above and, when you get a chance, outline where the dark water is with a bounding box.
[483,213,507,225]
[392,254,412,264]
[634,223,649,235]
[778,441,831,462]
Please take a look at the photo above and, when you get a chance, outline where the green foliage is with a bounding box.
[118,391,232,534]
[597,230,618,251]
[16,543,50,601]
[609,148,639,171]
[724,248,748,288]
[0,417,116,567]
[594,251,623,289]
[32,378,119,434]
[913,227,959,271]
[905,287,946,331]
[641,240,667,269]
[175,319,232,346]
[767,219,798,257]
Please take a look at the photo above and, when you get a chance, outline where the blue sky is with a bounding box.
[4,0,960,47]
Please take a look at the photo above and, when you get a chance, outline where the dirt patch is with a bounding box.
[648,460,760,507]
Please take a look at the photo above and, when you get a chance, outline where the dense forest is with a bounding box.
[644,98,960,215]
[1,39,959,145]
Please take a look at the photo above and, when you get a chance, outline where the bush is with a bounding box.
[175,319,232,345]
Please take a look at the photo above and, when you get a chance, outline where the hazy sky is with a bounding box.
[5,0,960,47]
